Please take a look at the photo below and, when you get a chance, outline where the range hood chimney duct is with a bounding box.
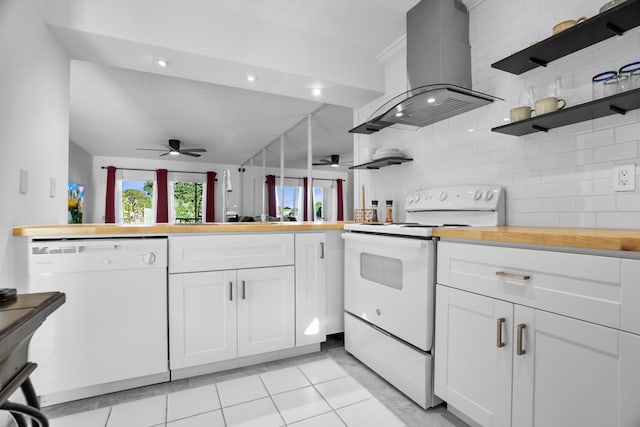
[350,0,500,135]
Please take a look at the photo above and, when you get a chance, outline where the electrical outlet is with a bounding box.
[613,164,636,192]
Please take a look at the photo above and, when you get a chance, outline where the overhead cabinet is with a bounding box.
[435,241,640,427]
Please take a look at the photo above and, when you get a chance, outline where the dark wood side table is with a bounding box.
[0,292,65,427]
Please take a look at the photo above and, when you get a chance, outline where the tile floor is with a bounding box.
[17,338,468,427]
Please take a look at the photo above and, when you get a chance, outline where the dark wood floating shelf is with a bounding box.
[492,88,640,136]
[491,0,640,75]
[349,156,413,170]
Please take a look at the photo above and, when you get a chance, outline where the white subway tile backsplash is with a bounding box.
[357,0,640,229]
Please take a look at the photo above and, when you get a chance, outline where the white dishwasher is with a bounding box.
[28,238,169,406]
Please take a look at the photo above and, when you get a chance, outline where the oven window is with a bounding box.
[360,253,402,290]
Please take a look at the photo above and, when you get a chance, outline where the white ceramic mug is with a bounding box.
[510,106,533,122]
[534,97,566,115]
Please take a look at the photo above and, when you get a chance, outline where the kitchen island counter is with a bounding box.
[434,226,640,253]
[13,221,349,238]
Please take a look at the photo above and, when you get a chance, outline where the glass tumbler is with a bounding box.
[619,61,640,91]
[592,71,618,99]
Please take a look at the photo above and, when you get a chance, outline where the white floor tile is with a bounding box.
[288,411,346,427]
[216,375,268,407]
[223,397,284,427]
[271,386,331,424]
[337,398,406,427]
[106,395,166,427]
[315,376,373,409]
[166,409,225,427]
[166,384,220,422]
[298,359,348,384]
[260,366,311,395]
[50,407,110,427]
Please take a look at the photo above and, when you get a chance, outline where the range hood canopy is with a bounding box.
[350,0,501,135]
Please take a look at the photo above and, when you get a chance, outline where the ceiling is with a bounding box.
[38,0,422,168]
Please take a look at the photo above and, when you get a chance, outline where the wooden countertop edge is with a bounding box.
[12,222,351,237]
[433,226,640,252]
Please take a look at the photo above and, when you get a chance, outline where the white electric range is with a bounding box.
[342,185,505,409]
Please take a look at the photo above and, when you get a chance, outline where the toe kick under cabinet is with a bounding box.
[434,241,640,427]
[168,233,327,378]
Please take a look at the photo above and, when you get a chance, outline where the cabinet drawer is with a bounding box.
[169,234,294,273]
[437,241,640,334]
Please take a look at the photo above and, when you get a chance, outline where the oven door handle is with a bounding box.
[341,232,427,249]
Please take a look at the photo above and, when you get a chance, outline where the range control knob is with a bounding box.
[484,190,494,201]
[414,194,421,203]
[143,252,157,265]
[439,191,448,201]
[473,190,482,200]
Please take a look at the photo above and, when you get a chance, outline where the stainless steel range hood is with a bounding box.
[350,0,500,134]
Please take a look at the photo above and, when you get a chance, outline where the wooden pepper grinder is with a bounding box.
[385,200,393,223]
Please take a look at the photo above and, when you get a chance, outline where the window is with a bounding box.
[313,187,323,220]
[121,179,154,224]
[172,181,203,223]
[278,185,303,220]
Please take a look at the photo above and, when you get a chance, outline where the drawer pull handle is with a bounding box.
[320,242,325,259]
[229,281,233,301]
[496,271,530,281]
[242,280,246,300]
[516,323,526,355]
[497,317,506,348]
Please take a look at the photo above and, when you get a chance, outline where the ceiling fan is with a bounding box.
[312,154,351,168]
[136,139,207,157]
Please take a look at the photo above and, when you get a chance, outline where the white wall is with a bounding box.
[0,0,69,286]
[354,0,640,228]
[68,140,94,222]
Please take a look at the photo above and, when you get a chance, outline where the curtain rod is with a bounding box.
[101,166,218,181]
[101,166,209,175]
[270,175,340,182]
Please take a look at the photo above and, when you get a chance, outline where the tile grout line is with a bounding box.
[296,364,348,426]
[257,374,287,426]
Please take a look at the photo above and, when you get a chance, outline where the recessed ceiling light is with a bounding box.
[312,88,322,97]
[395,112,404,117]
[247,75,256,82]
[427,97,436,103]
[155,58,170,68]
[468,128,475,133]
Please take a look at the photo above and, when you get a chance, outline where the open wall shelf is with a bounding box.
[492,88,640,136]
[349,156,413,170]
[491,0,640,75]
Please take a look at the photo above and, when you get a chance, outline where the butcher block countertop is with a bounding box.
[433,226,640,252]
[12,221,349,238]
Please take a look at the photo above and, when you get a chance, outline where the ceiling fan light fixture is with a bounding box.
[169,151,180,155]
[331,163,339,168]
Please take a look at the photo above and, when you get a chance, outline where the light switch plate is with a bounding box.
[50,177,56,198]
[19,169,28,194]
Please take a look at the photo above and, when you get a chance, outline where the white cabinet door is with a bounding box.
[434,285,512,427]
[295,233,326,346]
[169,270,237,369]
[237,266,295,357]
[512,306,640,427]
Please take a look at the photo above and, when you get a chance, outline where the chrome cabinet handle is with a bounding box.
[242,280,246,300]
[320,242,325,259]
[229,281,233,301]
[516,323,526,355]
[496,271,531,281]
[497,317,506,348]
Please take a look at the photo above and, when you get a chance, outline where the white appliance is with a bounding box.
[343,185,505,409]
[28,238,169,405]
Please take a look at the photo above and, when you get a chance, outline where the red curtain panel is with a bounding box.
[266,175,276,217]
[206,171,217,222]
[104,166,116,223]
[336,179,344,221]
[303,177,309,221]
[156,169,169,223]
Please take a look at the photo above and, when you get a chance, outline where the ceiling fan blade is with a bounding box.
[181,151,201,157]
[136,148,169,152]
[180,148,207,153]
[159,152,170,157]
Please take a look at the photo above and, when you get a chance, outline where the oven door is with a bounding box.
[342,232,434,351]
